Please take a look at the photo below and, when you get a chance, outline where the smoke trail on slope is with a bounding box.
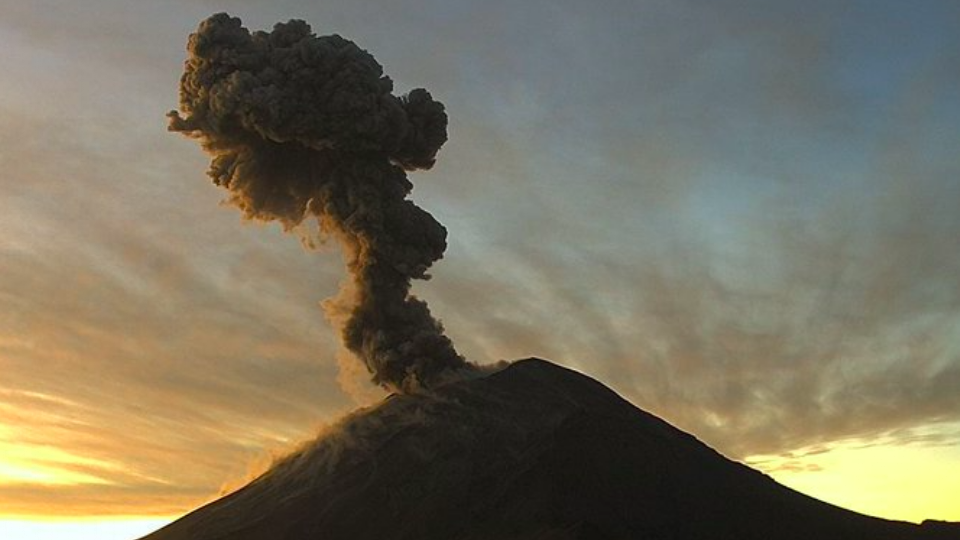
[168,13,471,391]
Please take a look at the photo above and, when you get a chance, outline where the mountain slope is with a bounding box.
[140,358,958,540]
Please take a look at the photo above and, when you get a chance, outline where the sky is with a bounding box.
[0,0,958,536]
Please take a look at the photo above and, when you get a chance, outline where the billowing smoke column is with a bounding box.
[168,13,471,391]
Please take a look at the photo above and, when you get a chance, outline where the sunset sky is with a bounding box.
[1,1,959,538]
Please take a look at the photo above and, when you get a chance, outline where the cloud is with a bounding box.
[410,0,960,461]
[0,109,354,515]
[168,13,472,391]
[421,86,960,460]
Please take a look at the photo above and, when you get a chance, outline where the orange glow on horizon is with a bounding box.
[0,427,114,487]
[748,437,960,524]
[0,518,173,540]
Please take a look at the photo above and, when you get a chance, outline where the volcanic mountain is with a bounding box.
[140,359,958,540]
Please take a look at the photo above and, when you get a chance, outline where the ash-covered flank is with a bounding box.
[139,359,958,540]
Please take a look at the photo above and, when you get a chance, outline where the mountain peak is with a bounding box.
[141,358,958,540]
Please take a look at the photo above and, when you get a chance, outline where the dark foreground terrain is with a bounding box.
[141,358,959,540]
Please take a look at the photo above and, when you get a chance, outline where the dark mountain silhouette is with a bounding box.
[140,358,959,540]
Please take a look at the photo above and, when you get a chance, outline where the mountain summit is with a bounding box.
[140,359,958,539]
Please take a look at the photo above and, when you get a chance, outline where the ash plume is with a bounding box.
[168,13,471,391]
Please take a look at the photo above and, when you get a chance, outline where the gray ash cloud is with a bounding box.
[168,13,470,391]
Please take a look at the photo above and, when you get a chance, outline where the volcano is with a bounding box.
[140,359,958,539]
